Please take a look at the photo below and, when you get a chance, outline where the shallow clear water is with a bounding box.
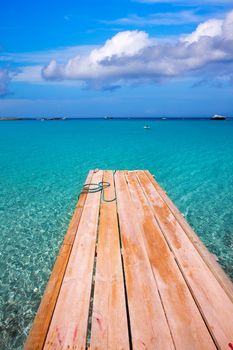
[0,119,233,349]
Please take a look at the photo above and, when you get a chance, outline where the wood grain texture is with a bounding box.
[126,171,216,350]
[25,169,233,350]
[145,170,233,303]
[137,170,233,350]
[24,170,94,350]
[115,171,175,350]
[90,170,130,350]
[44,170,103,350]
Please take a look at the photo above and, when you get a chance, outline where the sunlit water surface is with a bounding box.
[0,119,233,349]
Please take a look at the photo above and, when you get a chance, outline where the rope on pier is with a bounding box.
[82,181,116,202]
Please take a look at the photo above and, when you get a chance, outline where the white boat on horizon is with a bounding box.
[210,114,226,120]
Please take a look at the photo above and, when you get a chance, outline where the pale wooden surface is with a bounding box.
[125,171,215,350]
[137,171,233,349]
[44,170,103,349]
[145,170,233,303]
[90,171,129,349]
[25,170,233,350]
[24,170,94,350]
[115,171,175,349]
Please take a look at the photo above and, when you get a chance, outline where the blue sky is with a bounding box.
[0,0,233,117]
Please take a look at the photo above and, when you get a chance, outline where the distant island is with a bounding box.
[0,117,25,121]
[0,117,67,121]
[0,115,231,121]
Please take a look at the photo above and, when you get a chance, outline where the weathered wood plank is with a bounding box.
[145,170,233,302]
[90,170,130,349]
[137,170,233,350]
[126,171,216,350]
[24,170,94,350]
[25,169,233,350]
[115,171,175,350]
[44,170,103,350]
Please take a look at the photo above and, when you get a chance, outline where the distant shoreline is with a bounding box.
[0,117,233,121]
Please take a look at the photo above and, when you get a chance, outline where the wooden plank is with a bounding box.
[24,170,94,350]
[115,171,175,350]
[44,170,103,350]
[90,170,130,349]
[126,171,216,349]
[145,170,233,302]
[137,170,233,350]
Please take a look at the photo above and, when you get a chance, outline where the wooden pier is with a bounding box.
[25,170,233,350]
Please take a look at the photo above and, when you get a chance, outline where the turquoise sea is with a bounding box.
[0,119,233,349]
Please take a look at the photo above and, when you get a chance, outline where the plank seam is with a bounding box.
[24,171,94,350]
[121,171,175,347]
[122,172,161,343]
[41,175,94,349]
[137,172,219,349]
[113,171,133,350]
[127,172,177,350]
[144,170,233,302]
[43,170,103,349]
[85,173,103,349]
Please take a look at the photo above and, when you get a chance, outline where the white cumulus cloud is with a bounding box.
[42,31,151,87]
[42,11,233,89]
[90,31,150,61]
[181,19,223,44]
[181,11,233,44]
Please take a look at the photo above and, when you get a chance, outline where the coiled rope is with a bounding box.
[82,181,116,202]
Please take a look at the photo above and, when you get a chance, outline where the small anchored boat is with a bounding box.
[210,114,226,120]
[144,125,151,129]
